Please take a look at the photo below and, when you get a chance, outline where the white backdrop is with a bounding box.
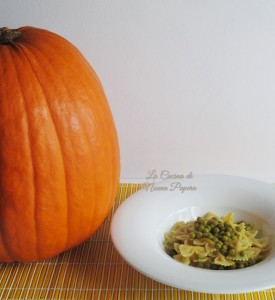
[1,0,275,182]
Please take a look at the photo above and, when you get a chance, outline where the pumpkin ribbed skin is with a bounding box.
[0,27,120,262]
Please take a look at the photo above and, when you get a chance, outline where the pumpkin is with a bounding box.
[0,27,120,262]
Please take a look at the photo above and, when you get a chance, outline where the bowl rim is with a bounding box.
[111,174,275,294]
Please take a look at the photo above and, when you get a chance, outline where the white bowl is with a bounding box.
[110,174,275,294]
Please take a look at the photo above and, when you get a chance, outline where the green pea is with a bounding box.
[228,249,236,256]
[217,225,223,230]
[203,232,211,238]
[212,237,218,243]
[248,259,255,266]
[189,232,196,239]
[215,243,222,249]
[203,227,210,233]
[213,219,219,226]
[213,227,219,233]
[238,263,245,269]
[222,245,227,250]
[240,251,246,257]
[224,240,230,246]
[198,224,204,232]
[221,249,227,255]
[196,232,203,239]
[227,226,233,232]
[222,236,229,242]
[201,219,207,226]
[198,262,204,268]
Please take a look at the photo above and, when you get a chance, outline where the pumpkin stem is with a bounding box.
[0,27,21,45]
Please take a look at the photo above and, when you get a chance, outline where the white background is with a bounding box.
[1,0,275,182]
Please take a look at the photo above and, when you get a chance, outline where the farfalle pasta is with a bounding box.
[163,212,271,270]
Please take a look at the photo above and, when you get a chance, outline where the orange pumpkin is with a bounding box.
[0,27,120,262]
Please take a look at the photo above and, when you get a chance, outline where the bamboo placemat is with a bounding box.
[0,183,274,300]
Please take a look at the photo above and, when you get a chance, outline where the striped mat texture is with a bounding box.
[0,183,274,300]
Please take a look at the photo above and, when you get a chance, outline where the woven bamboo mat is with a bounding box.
[0,183,274,300]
